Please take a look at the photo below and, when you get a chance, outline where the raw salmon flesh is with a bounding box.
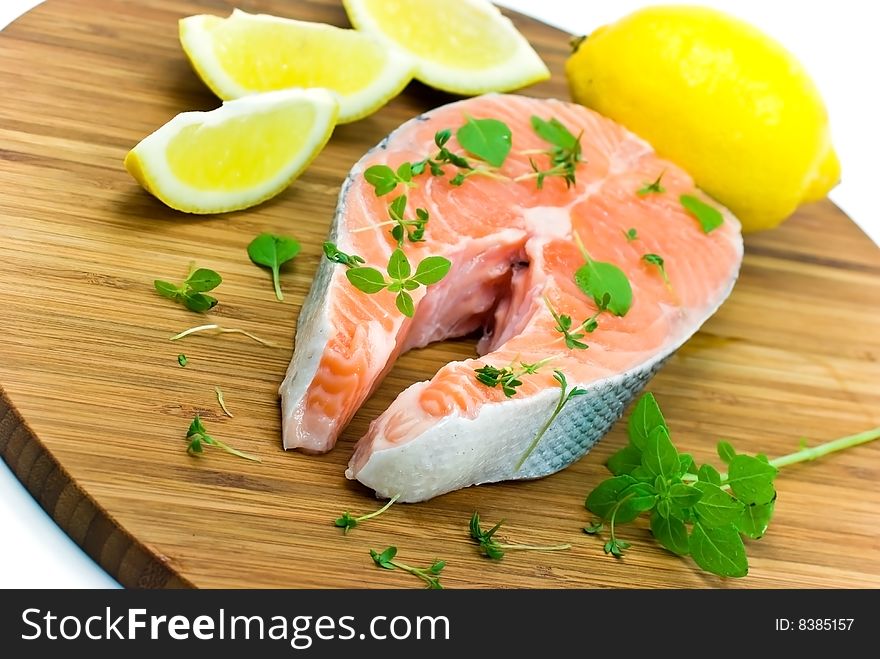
[280,94,743,502]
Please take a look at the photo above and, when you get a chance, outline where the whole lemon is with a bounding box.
[566,6,839,232]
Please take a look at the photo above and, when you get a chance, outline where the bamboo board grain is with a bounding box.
[1,0,879,589]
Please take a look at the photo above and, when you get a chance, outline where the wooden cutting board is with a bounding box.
[1,0,878,589]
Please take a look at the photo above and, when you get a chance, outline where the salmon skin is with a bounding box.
[281,93,743,502]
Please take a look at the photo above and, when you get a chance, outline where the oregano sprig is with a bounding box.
[516,370,587,470]
[247,233,301,301]
[343,248,451,317]
[584,392,880,578]
[469,512,570,560]
[369,546,445,589]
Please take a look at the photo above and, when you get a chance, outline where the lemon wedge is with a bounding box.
[124,89,338,214]
[179,10,415,124]
[342,0,549,94]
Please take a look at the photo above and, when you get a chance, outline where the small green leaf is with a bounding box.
[182,292,218,312]
[689,522,748,578]
[656,498,673,519]
[530,115,578,150]
[717,441,737,464]
[412,255,452,285]
[735,500,776,539]
[692,481,745,528]
[651,510,689,555]
[370,546,397,569]
[396,162,413,182]
[627,392,667,450]
[387,248,411,281]
[434,129,451,148]
[177,354,187,367]
[637,173,666,196]
[456,116,512,167]
[726,454,778,505]
[624,228,638,242]
[667,482,702,509]
[185,268,223,292]
[585,475,637,519]
[679,453,697,475]
[616,483,657,522]
[154,280,181,299]
[574,258,633,316]
[396,290,415,317]
[698,463,722,486]
[364,165,400,196]
[346,267,387,294]
[680,194,724,233]
[388,194,407,222]
[247,233,301,301]
[607,445,643,476]
[641,426,680,480]
[583,520,604,534]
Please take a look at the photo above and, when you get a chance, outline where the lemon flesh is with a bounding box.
[180,10,414,123]
[566,6,839,232]
[124,89,338,214]
[343,0,549,95]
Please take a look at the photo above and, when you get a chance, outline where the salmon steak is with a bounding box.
[281,93,743,502]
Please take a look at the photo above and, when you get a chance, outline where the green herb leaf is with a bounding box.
[692,481,745,528]
[607,444,643,476]
[364,165,401,196]
[688,522,748,578]
[574,258,633,316]
[396,291,415,317]
[627,392,667,450]
[726,454,778,505]
[717,440,737,464]
[370,546,397,569]
[177,354,187,367]
[412,255,452,285]
[586,475,638,519]
[323,242,365,268]
[154,280,181,300]
[637,172,666,196]
[667,482,702,510]
[624,228,638,242]
[181,292,217,312]
[247,233,301,301]
[679,453,697,475]
[583,520,604,534]
[651,509,689,555]
[680,194,724,233]
[617,483,658,522]
[386,248,411,281]
[530,116,578,150]
[456,116,512,167]
[185,414,260,463]
[185,268,223,293]
[698,463,722,486]
[396,162,413,182]
[347,267,386,294]
[641,426,680,480]
[735,501,776,539]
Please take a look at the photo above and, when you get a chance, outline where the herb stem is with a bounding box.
[212,439,261,463]
[572,229,590,261]
[768,427,880,469]
[350,220,397,233]
[516,387,567,471]
[215,386,233,418]
[609,492,634,546]
[496,542,571,552]
[356,494,400,522]
[169,323,276,347]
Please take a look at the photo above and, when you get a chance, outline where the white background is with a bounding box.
[0,0,877,588]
